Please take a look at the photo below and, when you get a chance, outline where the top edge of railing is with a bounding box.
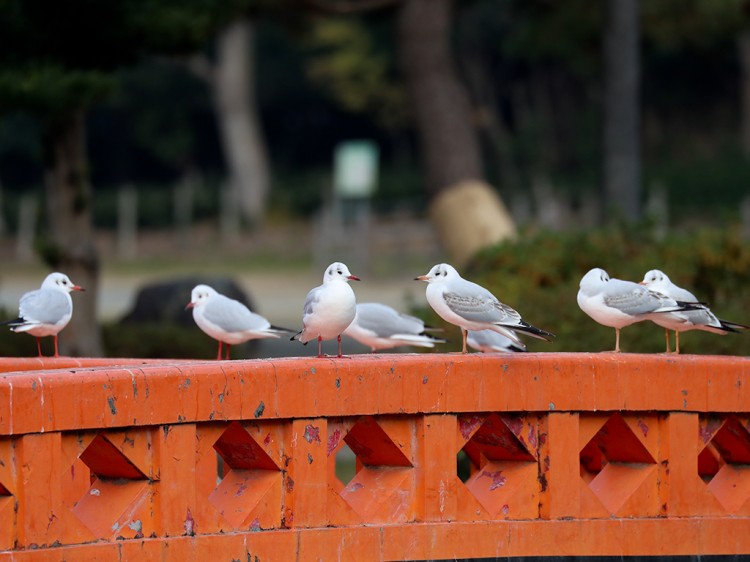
[0,352,748,436]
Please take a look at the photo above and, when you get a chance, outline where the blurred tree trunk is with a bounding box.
[396,0,515,265]
[460,52,522,191]
[42,110,103,357]
[602,0,641,221]
[738,29,750,157]
[214,18,270,227]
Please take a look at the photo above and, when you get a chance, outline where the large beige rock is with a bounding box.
[429,180,516,265]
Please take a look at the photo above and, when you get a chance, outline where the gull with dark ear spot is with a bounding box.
[467,329,527,353]
[2,272,84,357]
[187,284,294,360]
[291,262,360,358]
[415,263,553,353]
[640,269,748,354]
[343,302,447,352]
[577,267,700,353]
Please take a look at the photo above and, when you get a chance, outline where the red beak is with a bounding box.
[347,275,360,281]
[72,285,85,292]
[185,302,195,310]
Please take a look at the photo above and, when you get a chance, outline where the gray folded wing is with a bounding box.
[303,286,323,317]
[19,289,71,324]
[203,295,269,332]
[602,281,678,316]
[356,303,425,337]
[443,292,523,325]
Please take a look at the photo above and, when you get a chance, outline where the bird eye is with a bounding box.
[337,269,342,275]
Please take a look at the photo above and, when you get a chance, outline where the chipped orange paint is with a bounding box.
[0,353,749,560]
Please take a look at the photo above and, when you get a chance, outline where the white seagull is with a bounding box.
[415,263,553,353]
[467,329,527,353]
[640,269,748,354]
[187,284,293,360]
[291,262,359,358]
[577,267,698,353]
[343,302,447,352]
[3,272,84,357]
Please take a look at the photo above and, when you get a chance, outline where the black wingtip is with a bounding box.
[516,321,555,342]
[675,300,706,312]
[420,332,448,344]
[719,320,750,333]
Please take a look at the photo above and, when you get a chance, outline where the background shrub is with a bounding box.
[416,225,750,355]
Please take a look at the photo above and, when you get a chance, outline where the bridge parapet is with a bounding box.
[0,353,749,560]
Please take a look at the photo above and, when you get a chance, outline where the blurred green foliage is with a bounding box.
[417,226,750,356]
[306,17,406,130]
[1,0,749,228]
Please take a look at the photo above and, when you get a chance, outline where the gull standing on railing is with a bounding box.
[415,263,553,353]
[467,329,527,353]
[639,269,748,354]
[187,284,294,360]
[343,302,447,352]
[3,272,84,357]
[577,267,699,353]
[292,262,359,358]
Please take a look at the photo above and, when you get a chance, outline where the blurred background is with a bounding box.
[0,0,749,358]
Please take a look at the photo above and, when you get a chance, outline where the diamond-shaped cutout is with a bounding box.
[209,421,280,528]
[699,416,750,513]
[335,416,413,519]
[335,442,357,486]
[72,434,150,537]
[458,414,537,517]
[580,413,656,514]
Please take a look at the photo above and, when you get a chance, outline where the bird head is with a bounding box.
[640,269,668,286]
[43,272,84,293]
[187,284,216,309]
[324,262,360,283]
[415,263,458,283]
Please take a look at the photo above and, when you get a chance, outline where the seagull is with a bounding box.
[291,262,359,358]
[343,302,447,352]
[186,284,294,360]
[577,267,699,353]
[2,272,84,357]
[467,329,527,353]
[415,263,553,353]
[640,269,748,354]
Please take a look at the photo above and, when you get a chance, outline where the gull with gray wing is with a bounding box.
[415,263,553,353]
[640,269,748,354]
[3,272,84,357]
[577,267,699,353]
[187,284,293,360]
[291,262,359,358]
[343,302,446,352]
[467,329,527,353]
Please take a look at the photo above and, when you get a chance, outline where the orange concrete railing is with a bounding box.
[1,353,749,561]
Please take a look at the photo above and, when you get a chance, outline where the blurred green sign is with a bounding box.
[334,140,379,198]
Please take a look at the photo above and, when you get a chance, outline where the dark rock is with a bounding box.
[120,276,254,328]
